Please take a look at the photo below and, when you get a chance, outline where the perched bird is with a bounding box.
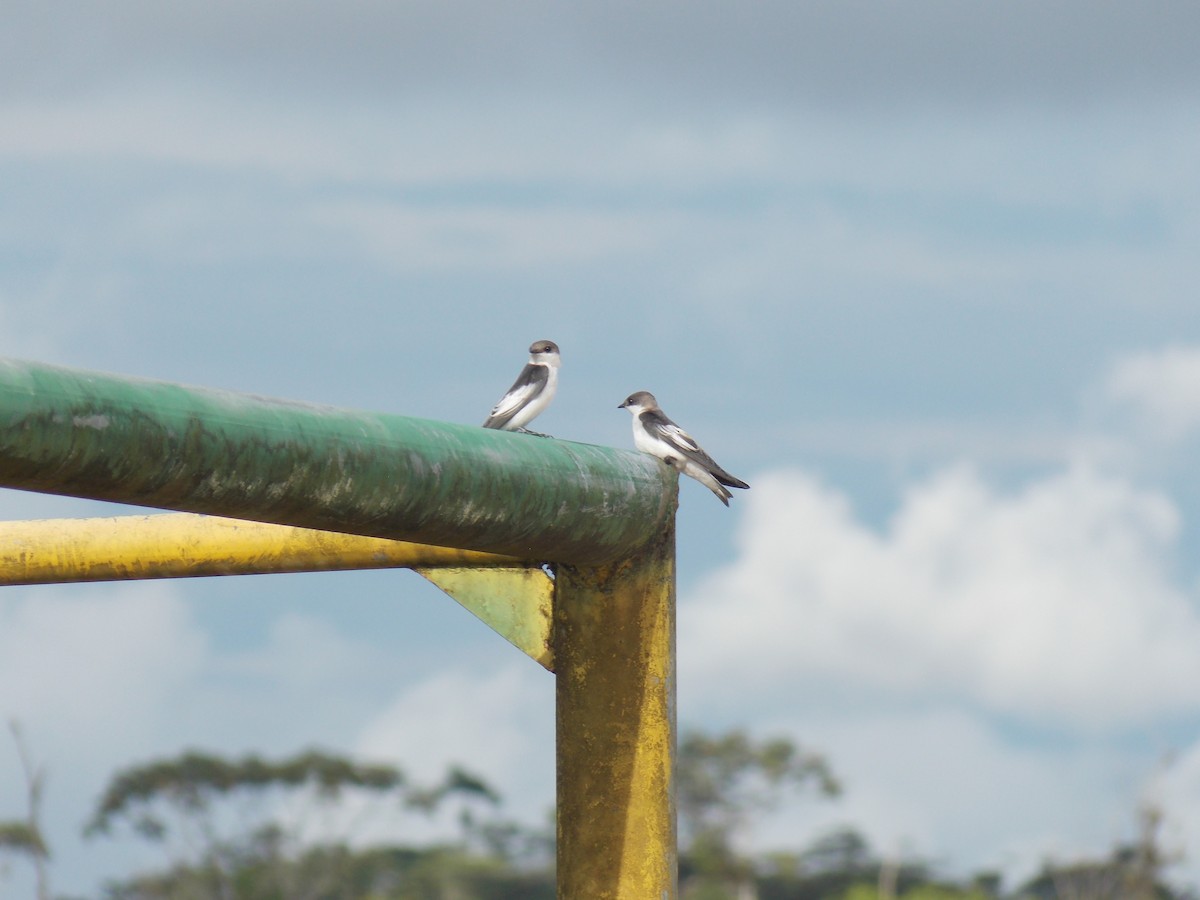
[619,390,749,506]
[482,340,561,435]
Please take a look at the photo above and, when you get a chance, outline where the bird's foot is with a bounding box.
[517,427,554,438]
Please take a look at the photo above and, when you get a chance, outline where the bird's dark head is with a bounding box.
[619,391,657,412]
[529,340,560,366]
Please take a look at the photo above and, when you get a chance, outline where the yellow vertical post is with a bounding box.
[554,515,677,899]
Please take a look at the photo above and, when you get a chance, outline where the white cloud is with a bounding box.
[0,583,206,748]
[1106,346,1200,440]
[751,707,1135,885]
[308,201,684,272]
[0,90,377,178]
[681,464,1200,730]
[355,663,554,841]
[0,584,211,895]
[219,611,385,689]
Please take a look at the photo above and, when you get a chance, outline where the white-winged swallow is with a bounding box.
[619,390,749,506]
[482,340,561,435]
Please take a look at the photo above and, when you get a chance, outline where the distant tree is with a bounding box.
[1014,794,1185,900]
[1016,852,1181,900]
[0,821,48,885]
[800,827,874,876]
[86,747,521,899]
[968,871,1003,898]
[753,827,933,900]
[1,722,50,900]
[677,728,840,899]
[842,887,992,900]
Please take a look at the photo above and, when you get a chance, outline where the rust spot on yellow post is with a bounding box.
[554,513,677,899]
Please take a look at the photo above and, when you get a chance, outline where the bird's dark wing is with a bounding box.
[482,364,548,428]
[713,469,750,490]
[642,409,714,464]
[643,409,748,489]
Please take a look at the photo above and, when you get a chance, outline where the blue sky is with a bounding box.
[4,2,1200,894]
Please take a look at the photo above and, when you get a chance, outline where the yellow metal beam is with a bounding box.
[0,513,555,669]
[555,516,678,898]
[0,514,533,585]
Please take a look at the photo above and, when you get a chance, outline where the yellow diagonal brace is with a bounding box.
[418,568,554,671]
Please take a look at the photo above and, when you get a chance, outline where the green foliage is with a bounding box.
[801,827,875,875]
[30,726,1188,900]
[340,846,554,900]
[1015,855,1177,900]
[903,890,992,900]
[101,840,555,900]
[842,885,993,900]
[677,728,840,897]
[678,729,839,851]
[3,720,51,900]
[86,748,406,838]
[754,827,1007,900]
[0,820,47,857]
[86,747,540,899]
[408,765,501,814]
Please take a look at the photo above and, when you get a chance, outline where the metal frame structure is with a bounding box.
[0,358,678,898]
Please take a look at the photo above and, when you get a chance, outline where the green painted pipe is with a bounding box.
[0,358,676,564]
